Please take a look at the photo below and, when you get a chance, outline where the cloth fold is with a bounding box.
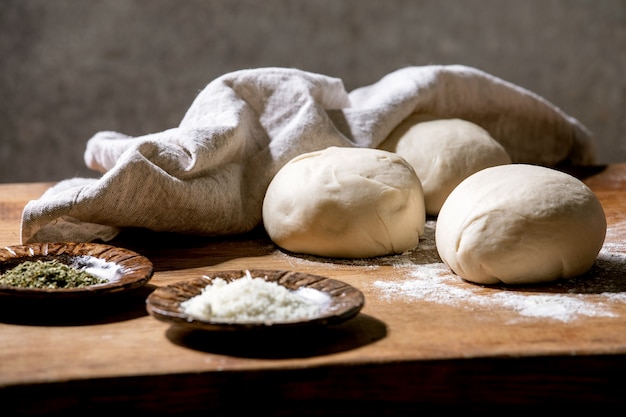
[21,65,596,244]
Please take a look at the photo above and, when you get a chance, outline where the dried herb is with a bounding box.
[0,259,106,289]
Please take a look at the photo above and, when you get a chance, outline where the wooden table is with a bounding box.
[1,164,626,415]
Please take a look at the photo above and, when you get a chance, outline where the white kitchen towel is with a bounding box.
[21,65,596,243]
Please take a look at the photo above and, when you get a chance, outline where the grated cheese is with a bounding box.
[180,270,331,323]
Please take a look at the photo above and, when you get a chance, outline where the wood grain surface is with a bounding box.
[1,166,625,414]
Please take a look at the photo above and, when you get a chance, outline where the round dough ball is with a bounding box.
[262,146,426,258]
[435,164,606,285]
[379,116,511,215]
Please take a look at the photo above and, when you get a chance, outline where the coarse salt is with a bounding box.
[71,255,122,283]
[181,270,331,323]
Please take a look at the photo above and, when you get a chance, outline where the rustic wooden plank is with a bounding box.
[1,166,625,413]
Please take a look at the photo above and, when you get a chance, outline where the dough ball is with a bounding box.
[435,164,606,285]
[262,146,426,258]
[379,116,512,215]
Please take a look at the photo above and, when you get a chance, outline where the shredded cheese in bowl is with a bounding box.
[180,270,331,323]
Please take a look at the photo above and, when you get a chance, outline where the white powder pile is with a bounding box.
[372,261,625,323]
[181,271,332,323]
[71,255,122,282]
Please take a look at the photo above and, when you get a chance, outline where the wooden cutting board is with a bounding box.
[1,164,625,413]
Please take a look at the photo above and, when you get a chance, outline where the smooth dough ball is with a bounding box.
[379,116,512,215]
[435,164,606,285]
[262,146,426,258]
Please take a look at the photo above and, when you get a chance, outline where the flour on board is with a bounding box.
[275,219,626,323]
[369,222,626,323]
[372,260,626,323]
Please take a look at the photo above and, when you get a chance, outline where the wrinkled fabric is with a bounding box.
[21,65,596,243]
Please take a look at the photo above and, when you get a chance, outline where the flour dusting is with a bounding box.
[274,219,626,323]
[373,257,626,323]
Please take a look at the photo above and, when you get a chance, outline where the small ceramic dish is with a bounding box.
[0,242,154,299]
[146,269,365,331]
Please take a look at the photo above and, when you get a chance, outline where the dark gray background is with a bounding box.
[1,0,624,183]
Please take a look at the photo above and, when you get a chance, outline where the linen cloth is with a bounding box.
[21,65,596,243]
